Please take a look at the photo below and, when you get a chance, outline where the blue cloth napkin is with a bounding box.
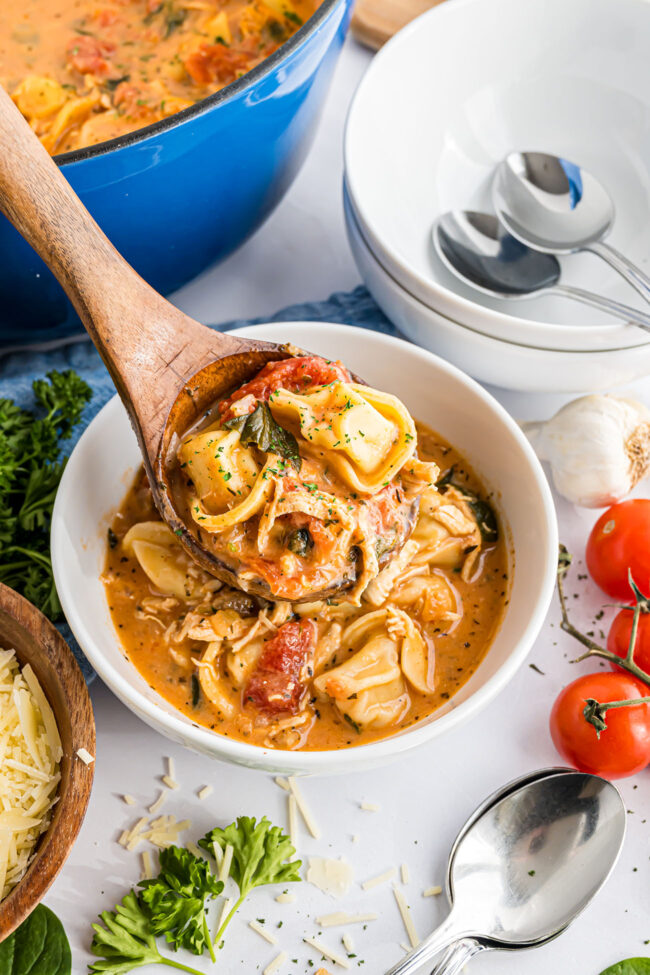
[0,286,402,683]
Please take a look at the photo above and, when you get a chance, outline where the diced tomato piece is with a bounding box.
[183,43,254,86]
[66,35,117,76]
[245,619,315,715]
[95,9,121,27]
[219,356,352,419]
[113,83,153,119]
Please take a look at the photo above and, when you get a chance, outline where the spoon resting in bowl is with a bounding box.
[433,210,650,334]
[0,85,428,603]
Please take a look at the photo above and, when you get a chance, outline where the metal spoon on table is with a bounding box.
[493,151,650,304]
[432,210,650,333]
[385,769,626,975]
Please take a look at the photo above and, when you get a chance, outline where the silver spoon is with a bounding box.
[493,151,650,303]
[385,770,626,975]
[432,210,650,332]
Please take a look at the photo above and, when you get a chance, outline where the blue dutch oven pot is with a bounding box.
[0,0,353,346]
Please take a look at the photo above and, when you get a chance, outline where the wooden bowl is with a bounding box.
[0,583,95,940]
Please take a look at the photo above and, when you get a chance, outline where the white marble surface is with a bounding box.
[45,34,650,975]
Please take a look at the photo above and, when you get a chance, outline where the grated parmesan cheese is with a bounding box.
[149,790,167,815]
[316,912,378,928]
[0,650,61,901]
[249,920,278,945]
[219,843,233,883]
[215,896,232,937]
[401,863,410,885]
[264,951,287,975]
[360,801,379,812]
[288,794,298,851]
[162,775,179,790]
[362,867,396,891]
[342,932,354,954]
[393,886,419,948]
[198,785,212,801]
[287,776,320,839]
[304,936,351,969]
[307,857,353,898]
[276,892,295,904]
[423,885,442,897]
[274,776,290,792]
[76,747,94,765]
[141,849,153,880]
[123,795,136,805]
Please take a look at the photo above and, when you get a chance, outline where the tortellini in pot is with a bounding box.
[268,380,417,494]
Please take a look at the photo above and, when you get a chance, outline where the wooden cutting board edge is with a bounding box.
[350,0,448,50]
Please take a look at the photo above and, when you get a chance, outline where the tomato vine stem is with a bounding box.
[557,545,650,687]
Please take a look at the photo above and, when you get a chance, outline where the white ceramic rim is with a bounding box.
[53,323,558,773]
[343,0,650,352]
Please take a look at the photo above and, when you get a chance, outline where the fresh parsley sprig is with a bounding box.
[0,370,92,619]
[90,816,301,973]
[139,846,223,960]
[199,815,301,943]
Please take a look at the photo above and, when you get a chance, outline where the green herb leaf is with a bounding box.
[0,904,71,975]
[0,371,91,620]
[467,498,499,544]
[139,846,222,957]
[598,960,650,975]
[199,816,300,943]
[224,402,301,471]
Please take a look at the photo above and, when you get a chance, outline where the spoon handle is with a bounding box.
[384,915,463,975]
[0,84,238,464]
[585,241,650,305]
[551,284,650,334]
[429,938,485,975]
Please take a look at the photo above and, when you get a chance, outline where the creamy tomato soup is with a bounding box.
[1,0,317,153]
[103,356,508,752]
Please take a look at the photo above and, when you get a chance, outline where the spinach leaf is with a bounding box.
[224,402,301,472]
[467,498,499,544]
[0,904,71,975]
[599,960,650,975]
[436,466,499,543]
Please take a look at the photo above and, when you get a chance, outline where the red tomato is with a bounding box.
[66,35,116,76]
[550,672,650,778]
[608,605,650,675]
[586,499,650,599]
[245,619,315,716]
[219,356,352,419]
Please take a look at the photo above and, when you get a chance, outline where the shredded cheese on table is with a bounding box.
[362,867,396,891]
[393,886,419,948]
[264,951,287,975]
[304,936,351,969]
[360,801,379,812]
[315,911,378,927]
[288,776,321,839]
[423,885,443,897]
[198,784,212,800]
[249,919,278,945]
[0,650,62,901]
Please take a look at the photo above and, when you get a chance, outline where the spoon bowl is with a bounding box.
[493,152,650,303]
[386,770,626,975]
[433,210,650,333]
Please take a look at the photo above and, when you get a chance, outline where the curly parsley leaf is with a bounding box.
[224,401,301,472]
[139,846,222,958]
[90,890,204,975]
[0,370,91,620]
[199,815,301,943]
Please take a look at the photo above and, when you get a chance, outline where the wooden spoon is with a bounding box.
[0,86,418,602]
[351,0,447,50]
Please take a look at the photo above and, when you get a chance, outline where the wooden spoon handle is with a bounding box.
[0,85,240,450]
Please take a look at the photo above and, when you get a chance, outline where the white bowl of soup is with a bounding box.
[51,323,557,774]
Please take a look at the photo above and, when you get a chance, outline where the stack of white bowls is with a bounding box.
[343,0,650,393]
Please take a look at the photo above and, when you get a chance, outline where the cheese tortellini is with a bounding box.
[269,381,417,494]
[122,522,198,600]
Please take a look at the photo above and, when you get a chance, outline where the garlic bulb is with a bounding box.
[522,395,650,508]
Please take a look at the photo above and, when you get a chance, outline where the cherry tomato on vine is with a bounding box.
[550,672,650,778]
[586,499,650,599]
[607,605,650,675]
